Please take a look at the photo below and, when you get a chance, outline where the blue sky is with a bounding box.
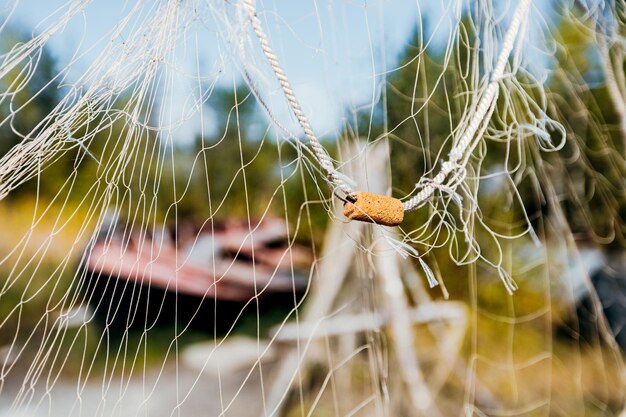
[6,0,552,143]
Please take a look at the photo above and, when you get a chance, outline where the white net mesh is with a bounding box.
[0,0,625,416]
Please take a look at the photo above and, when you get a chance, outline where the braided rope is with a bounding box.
[242,0,357,201]
[402,0,531,211]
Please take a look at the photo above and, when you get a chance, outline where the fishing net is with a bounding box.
[0,0,625,416]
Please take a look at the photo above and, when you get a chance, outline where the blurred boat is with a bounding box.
[82,217,311,333]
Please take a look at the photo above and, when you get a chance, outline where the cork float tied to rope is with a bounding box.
[343,191,404,227]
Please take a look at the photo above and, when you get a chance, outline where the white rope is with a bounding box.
[402,0,532,211]
[241,0,357,201]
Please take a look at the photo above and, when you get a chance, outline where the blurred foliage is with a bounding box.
[0,5,624,315]
[0,5,625,390]
[0,27,327,236]
[0,29,58,157]
[0,8,624,417]
[340,7,626,298]
[0,26,330,354]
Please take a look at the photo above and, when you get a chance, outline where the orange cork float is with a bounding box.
[343,191,404,226]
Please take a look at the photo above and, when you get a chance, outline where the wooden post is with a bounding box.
[263,141,473,416]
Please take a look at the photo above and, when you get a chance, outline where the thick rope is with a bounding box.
[402,0,531,211]
[242,0,357,201]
